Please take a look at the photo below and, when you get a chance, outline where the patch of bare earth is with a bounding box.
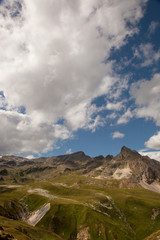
[77,227,90,240]
[140,181,160,194]
[112,166,132,180]
[151,208,160,220]
[27,203,50,226]
[28,188,79,203]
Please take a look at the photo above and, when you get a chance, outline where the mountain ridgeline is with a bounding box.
[1,146,160,240]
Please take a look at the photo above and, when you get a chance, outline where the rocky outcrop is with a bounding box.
[0,226,16,240]
[143,167,157,184]
[77,227,90,240]
[105,155,113,161]
[116,147,160,185]
[0,200,28,220]
[86,146,160,188]
[23,166,53,174]
[7,161,16,166]
[151,208,160,220]
[0,169,8,176]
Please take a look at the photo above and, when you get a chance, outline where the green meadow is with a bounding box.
[0,174,160,240]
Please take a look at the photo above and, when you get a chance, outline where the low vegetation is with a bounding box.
[1,147,160,239]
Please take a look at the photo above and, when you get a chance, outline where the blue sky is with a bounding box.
[0,0,160,160]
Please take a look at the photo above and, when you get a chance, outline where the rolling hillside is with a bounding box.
[0,146,160,240]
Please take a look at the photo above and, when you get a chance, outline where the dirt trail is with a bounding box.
[0,185,21,188]
[28,188,56,199]
[28,188,79,203]
[27,203,50,226]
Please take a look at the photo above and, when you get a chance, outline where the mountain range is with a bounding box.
[0,146,160,240]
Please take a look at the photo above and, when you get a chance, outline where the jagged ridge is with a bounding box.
[1,146,160,190]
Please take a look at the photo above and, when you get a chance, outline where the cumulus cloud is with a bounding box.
[133,43,160,67]
[112,131,125,139]
[0,109,72,155]
[0,0,147,154]
[145,132,160,150]
[131,73,160,126]
[139,150,160,162]
[117,108,133,124]
[106,101,123,111]
[131,73,160,152]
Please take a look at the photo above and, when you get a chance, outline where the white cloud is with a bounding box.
[131,73,160,152]
[145,132,160,150]
[26,155,35,159]
[66,148,72,154]
[139,150,160,162]
[112,131,125,139]
[0,0,148,154]
[0,95,5,108]
[117,108,133,124]
[148,21,159,35]
[131,73,160,126]
[106,101,123,111]
[133,43,160,67]
[0,109,71,155]
[107,112,117,120]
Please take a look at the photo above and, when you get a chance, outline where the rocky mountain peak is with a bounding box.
[94,155,104,160]
[69,151,91,161]
[117,146,140,159]
[121,146,133,154]
[1,146,160,189]
[70,151,86,157]
[105,155,113,160]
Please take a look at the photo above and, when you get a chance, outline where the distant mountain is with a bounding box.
[1,146,160,192]
[88,146,160,192]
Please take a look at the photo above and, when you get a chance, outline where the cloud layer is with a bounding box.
[0,0,148,155]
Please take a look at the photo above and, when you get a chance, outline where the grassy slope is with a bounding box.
[0,216,62,240]
[143,230,160,240]
[0,174,160,240]
[105,188,160,239]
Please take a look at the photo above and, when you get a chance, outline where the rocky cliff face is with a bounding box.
[0,200,29,221]
[118,146,160,184]
[84,146,160,191]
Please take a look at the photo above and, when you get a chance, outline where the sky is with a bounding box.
[0,0,160,160]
